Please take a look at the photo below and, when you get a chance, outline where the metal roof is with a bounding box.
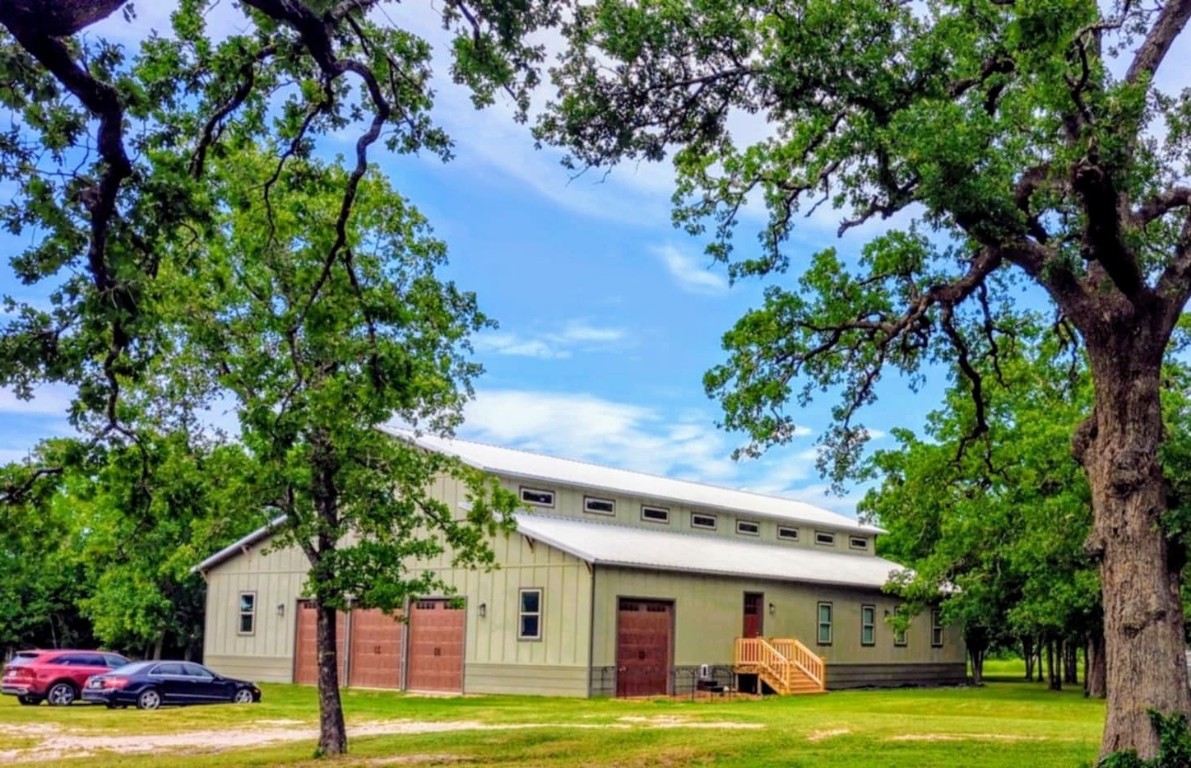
[515,514,904,589]
[383,426,879,533]
[191,515,285,574]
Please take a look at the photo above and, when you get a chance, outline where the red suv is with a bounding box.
[2,650,130,706]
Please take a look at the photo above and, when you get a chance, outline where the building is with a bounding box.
[194,428,967,696]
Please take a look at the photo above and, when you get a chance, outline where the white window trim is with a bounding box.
[518,588,543,641]
[691,513,717,530]
[777,526,799,541]
[736,519,761,536]
[861,604,876,647]
[520,487,555,508]
[238,592,256,636]
[850,536,868,550]
[931,609,944,648]
[815,531,836,546]
[817,602,833,646]
[641,505,670,524]
[584,496,615,516]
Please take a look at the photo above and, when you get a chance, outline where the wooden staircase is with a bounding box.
[733,637,826,695]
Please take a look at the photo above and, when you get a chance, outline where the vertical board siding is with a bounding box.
[204,473,593,685]
[591,567,965,669]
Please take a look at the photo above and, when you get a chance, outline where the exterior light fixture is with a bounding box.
[478,602,487,618]
[768,602,776,616]
[276,602,286,617]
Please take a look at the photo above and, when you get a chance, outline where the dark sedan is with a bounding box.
[81,661,261,710]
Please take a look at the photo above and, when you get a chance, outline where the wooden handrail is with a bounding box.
[734,636,825,693]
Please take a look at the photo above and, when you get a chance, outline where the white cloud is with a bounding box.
[650,245,728,296]
[0,384,74,416]
[473,321,628,359]
[460,389,839,505]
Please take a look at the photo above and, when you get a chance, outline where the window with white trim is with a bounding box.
[777,526,799,541]
[641,505,670,524]
[520,487,555,507]
[931,609,944,647]
[238,592,256,635]
[736,520,760,536]
[815,531,836,546]
[691,513,717,530]
[584,496,615,516]
[850,536,868,550]
[817,602,833,645]
[519,588,543,640]
[861,604,876,646]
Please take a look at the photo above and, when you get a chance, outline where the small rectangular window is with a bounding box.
[815,531,836,546]
[736,520,760,536]
[691,513,717,530]
[861,604,876,646]
[931,609,944,648]
[584,496,615,515]
[894,627,908,647]
[777,526,799,541]
[850,536,868,550]
[238,592,256,635]
[817,602,833,645]
[641,505,670,524]
[520,487,555,507]
[519,588,543,640]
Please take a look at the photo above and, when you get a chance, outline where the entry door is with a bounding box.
[743,592,764,638]
[406,599,465,692]
[616,599,673,697]
[293,600,347,685]
[348,609,404,689]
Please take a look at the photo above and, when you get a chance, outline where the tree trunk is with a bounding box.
[1065,641,1078,685]
[969,648,984,686]
[315,600,347,756]
[1086,630,1107,699]
[1080,335,1191,760]
[1023,636,1035,681]
[152,633,164,660]
[310,429,348,757]
[1048,641,1062,691]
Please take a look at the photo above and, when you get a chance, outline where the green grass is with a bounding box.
[0,668,1105,767]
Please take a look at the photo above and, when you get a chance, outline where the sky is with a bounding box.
[2,2,1185,518]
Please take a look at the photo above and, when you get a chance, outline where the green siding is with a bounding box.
[591,567,965,669]
[465,664,588,696]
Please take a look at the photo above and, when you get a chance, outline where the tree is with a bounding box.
[1,1,539,754]
[538,0,1191,758]
[862,326,1102,690]
[173,147,516,755]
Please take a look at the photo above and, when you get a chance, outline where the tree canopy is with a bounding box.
[537,0,1191,759]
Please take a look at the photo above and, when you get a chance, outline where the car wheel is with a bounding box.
[17,695,42,706]
[232,688,254,704]
[136,688,161,711]
[46,682,77,706]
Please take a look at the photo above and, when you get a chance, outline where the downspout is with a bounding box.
[587,562,597,698]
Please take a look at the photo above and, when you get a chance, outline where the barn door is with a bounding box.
[406,599,465,692]
[616,599,673,697]
[347,609,404,689]
[743,592,764,638]
[293,599,347,685]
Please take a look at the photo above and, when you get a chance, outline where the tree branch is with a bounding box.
[1126,0,1191,84]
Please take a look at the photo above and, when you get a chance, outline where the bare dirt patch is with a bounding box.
[807,728,851,742]
[0,715,764,763]
[889,733,1050,743]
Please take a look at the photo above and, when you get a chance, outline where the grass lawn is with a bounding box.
[0,664,1105,767]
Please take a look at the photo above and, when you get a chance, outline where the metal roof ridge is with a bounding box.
[387,426,879,532]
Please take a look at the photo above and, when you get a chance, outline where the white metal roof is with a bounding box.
[191,515,285,574]
[515,514,905,589]
[383,427,879,533]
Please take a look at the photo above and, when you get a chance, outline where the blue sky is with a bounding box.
[5,3,1183,517]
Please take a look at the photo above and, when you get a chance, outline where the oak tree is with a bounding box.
[538,0,1191,758]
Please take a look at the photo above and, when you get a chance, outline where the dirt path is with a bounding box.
[0,715,763,763]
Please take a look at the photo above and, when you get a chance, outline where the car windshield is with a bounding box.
[111,661,155,676]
